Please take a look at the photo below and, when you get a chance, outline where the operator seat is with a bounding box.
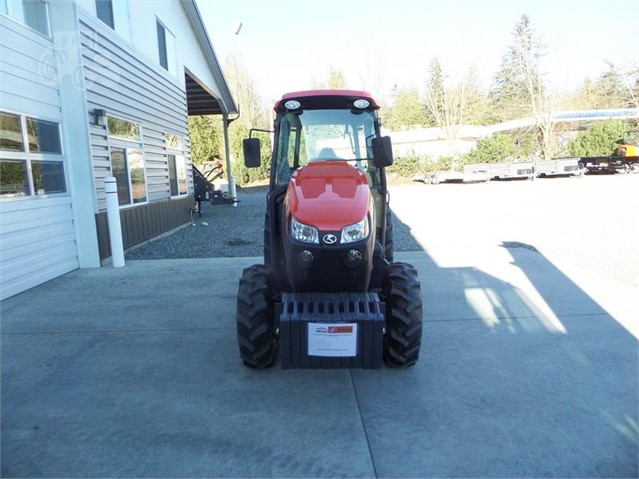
[312,147,340,161]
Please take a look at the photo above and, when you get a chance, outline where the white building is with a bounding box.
[0,0,237,300]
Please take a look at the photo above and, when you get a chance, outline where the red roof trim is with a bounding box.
[275,89,379,110]
[281,89,374,100]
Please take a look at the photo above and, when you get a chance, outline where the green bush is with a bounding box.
[231,125,272,186]
[386,154,430,178]
[569,120,630,157]
[462,132,516,164]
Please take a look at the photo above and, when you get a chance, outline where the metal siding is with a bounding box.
[0,197,79,300]
[95,195,194,260]
[0,16,61,119]
[79,13,190,213]
[0,17,78,300]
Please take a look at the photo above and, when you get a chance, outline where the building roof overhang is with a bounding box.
[182,1,238,116]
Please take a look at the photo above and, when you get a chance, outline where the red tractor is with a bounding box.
[237,90,422,369]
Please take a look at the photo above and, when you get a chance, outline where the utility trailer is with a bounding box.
[535,157,582,177]
[413,157,583,186]
[464,161,535,181]
[413,162,533,185]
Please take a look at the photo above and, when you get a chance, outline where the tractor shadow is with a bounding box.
[356,210,639,477]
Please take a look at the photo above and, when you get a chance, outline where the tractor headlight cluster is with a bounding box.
[341,218,369,244]
[291,216,319,244]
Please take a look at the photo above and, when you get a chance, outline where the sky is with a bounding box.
[197,0,639,106]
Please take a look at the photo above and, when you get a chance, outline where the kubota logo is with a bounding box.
[323,234,337,245]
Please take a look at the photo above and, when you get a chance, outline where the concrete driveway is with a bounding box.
[2,242,637,477]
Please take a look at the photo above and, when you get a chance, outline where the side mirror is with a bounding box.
[243,138,261,168]
[372,136,393,168]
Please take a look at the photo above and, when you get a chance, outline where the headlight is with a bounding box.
[341,218,369,244]
[291,216,319,244]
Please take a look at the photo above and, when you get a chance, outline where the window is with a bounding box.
[0,160,29,196]
[165,134,186,197]
[106,115,146,206]
[0,112,24,151]
[107,115,140,142]
[274,109,377,186]
[95,0,130,40]
[32,161,66,195]
[96,0,114,28]
[26,118,62,154]
[110,147,146,205]
[156,19,177,77]
[0,111,66,198]
[2,0,50,36]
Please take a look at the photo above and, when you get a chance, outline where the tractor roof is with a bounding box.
[274,89,380,111]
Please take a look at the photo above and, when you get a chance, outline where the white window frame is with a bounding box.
[0,109,67,201]
[165,133,187,198]
[156,18,177,78]
[94,0,131,41]
[105,114,147,207]
[2,0,50,37]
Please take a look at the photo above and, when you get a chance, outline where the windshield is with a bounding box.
[274,109,379,186]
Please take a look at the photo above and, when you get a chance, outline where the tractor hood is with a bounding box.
[286,161,372,231]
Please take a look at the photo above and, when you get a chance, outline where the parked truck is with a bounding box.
[578,140,639,174]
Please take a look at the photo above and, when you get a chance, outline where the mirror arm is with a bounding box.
[249,128,273,139]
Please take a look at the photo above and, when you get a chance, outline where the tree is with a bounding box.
[312,66,347,90]
[383,86,430,130]
[568,120,631,157]
[423,58,477,169]
[572,62,637,110]
[490,15,539,121]
[224,55,270,131]
[188,57,272,187]
[327,66,346,90]
[624,60,639,109]
[490,14,558,160]
[459,67,493,125]
[188,115,224,167]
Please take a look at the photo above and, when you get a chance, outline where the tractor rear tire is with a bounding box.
[383,262,423,367]
[236,264,277,368]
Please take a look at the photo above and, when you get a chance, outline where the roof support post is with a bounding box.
[223,113,237,206]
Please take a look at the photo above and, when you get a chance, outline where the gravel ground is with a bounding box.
[125,184,421,260]
[126,186,268,259]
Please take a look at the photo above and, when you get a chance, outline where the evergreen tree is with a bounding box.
[490,14,542,121]
[383,86,430,130]
[569,120,631,157]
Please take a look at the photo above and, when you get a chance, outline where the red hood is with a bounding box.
[286,161,372,231]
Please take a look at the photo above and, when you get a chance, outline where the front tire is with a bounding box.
[236,264,277,368]
[383,262,423,367]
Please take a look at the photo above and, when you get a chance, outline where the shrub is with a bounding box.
[462,132,516,164]
[231,126,272,186]
[569,120,630,157]
[386,154,430,178]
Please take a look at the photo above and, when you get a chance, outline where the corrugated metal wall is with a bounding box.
[79,12,193,212]
[0,16,79,301]
[78,12,195,258]
[95,195,193,260]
